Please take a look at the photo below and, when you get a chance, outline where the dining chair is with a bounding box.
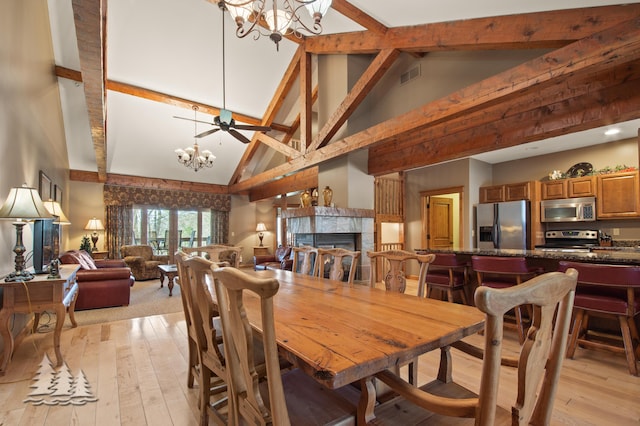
[210,266,359,426]
[366,249,435,386]
[370,268,578,425]
[176,252,228,425]
[315,247,361,285]
[471,256,541,344]
[425,253,470,305]
[558,261,640,376]
[291,245,319,275]
[367,249,436,296]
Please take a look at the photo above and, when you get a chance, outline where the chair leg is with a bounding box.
[567,309,585,358]
[629,317,640,360]
[619,316,639,376]
[446,288,454,303]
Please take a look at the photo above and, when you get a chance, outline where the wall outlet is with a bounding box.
[231,231,235,237]
[613,228,620,236]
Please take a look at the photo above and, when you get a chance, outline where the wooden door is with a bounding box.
[428,197,454,249]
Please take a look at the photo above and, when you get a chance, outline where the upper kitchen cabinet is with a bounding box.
[541,176,596,200]
[480,182,531,203]
[597,171,640,219]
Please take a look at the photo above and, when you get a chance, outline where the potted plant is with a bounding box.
[80,235,93,254]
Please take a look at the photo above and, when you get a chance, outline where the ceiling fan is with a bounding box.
[173,6,271,144]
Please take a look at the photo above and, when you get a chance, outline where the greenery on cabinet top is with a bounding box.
[547,165,638,181]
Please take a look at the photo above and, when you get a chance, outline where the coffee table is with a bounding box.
[157,264,178,296]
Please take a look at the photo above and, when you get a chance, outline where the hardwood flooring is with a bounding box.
[0,294,638,424]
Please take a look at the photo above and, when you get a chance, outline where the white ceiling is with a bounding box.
[46,0,638,185]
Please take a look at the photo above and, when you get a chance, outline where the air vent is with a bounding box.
[400,64,421,85]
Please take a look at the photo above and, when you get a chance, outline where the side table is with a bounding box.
[157,264,178,296]
[253,246,270,256]
[90,250,108,260]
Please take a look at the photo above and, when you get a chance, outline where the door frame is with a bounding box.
[420,186,465,250]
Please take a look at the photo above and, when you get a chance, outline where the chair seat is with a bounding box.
[575,291,640,315]
[426,269,466,287]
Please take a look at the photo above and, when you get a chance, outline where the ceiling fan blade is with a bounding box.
[228,129,252,144]
[233,124,272,132]
[195,128,220,138]
[173,116,214,126]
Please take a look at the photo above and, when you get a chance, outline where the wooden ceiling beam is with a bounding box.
[229,46,303,185]
[368,78,640,175]
[248,167,318,202]
[257,133,300,158]
[72,0,107,182]
[309,48,400,151]
[229,17,640,192]
[54,66,290,133]
[69,170,228,194]
[330,0,387,35]
[305,5,640,54]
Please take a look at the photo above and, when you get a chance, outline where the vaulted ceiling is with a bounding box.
[48,1,640,199]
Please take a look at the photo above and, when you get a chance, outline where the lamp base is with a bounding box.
[91,233,99,250]
[5,270,34,282]
[5,221,33,282]
[258,233,264,247]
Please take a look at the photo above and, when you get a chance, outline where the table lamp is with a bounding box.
[42,200,71,225]
[256,222,267,247]
[85,218,105,250]
[0,184,54,282]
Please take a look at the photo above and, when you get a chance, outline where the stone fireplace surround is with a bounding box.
[283,207,374,282]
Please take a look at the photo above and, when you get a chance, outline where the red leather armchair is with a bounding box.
[59,250,135,310]
[253,246,293,271]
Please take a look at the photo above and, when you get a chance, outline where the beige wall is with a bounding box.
[0,0,70,276]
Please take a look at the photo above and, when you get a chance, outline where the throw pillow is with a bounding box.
[77,250,98,270]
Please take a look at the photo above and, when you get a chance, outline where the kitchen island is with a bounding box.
[416,247,640,272]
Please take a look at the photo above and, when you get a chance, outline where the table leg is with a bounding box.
[68,287,78,328]
[159,270,166,288]
[0,310,14,375]
[53,304,65,367]
[168,275,174,296]
[358,376,378,425]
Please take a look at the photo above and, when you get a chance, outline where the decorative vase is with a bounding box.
[322,186,333,207]
[300,190,312,208]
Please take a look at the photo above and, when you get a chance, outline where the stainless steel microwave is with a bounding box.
[540,197,596,222]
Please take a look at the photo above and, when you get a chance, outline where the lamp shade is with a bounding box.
[43,200,71,225]
[256,222,267,232]
[85,218,105,231]
[0,185,53,220]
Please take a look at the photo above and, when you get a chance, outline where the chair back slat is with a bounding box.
[315,248,360,285]
[292,246,319,275]
[367,250,435,295]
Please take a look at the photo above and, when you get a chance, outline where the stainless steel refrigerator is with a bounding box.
[476,200,530,250]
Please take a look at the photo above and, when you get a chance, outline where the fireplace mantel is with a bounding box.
[282,206,374,219]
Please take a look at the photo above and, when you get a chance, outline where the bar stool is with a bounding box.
[425,253,469,305]
[471,256,540,344]
[558,261,640,376]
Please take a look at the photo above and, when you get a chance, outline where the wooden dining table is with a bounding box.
[210,268,485,424]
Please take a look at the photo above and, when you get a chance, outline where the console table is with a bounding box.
[0,264,80,375]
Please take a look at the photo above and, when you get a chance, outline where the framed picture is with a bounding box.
[54,184,63,203]
[39,171,52,201]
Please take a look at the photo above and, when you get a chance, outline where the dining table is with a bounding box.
[212,268,485,424]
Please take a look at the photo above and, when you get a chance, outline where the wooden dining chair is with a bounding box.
[367,249,436,296]
[291,245,318,275]
[366,250,435,385]
[558,261,640,376]
[176,252,228,425]
[315,247,361,285]
[183,244,242,267]
[370,268,578,425]
[472,256,540,344]
[210,266,359,426]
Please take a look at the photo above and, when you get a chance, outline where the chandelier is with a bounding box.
[175,106,216,172]
[219,0,332,50]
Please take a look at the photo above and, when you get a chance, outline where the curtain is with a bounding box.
[105,205,132,259]
[211,210,229,244]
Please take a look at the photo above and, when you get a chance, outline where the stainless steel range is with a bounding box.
[535,230,599,253]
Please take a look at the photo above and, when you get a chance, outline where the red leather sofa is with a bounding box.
[59,250,135,310]
[253,246,293,271]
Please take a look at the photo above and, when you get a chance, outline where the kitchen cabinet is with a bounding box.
[597,171,640,219]
[479,181,531,203]
[568,176,597,198]
[541,176,596,200]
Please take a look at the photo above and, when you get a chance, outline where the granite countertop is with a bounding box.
[416,248,640,265]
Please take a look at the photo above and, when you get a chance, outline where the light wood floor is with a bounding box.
[0,299,639,424]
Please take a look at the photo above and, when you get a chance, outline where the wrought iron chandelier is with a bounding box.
[175,106,216,172]
[219,0,332,50]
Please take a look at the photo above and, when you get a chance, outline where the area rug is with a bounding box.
[55,279,183,327]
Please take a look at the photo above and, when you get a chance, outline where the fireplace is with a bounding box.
[283,207,374,282]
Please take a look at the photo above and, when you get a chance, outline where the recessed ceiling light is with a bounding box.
[604,128,621,136]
